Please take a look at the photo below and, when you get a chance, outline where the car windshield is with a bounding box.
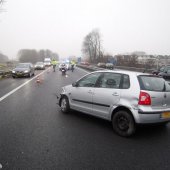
[138,75,169,92]
[16,64,29,68]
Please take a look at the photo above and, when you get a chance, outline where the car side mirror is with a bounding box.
[72,82,78,87]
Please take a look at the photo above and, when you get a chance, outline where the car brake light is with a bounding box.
[138,91,151,105]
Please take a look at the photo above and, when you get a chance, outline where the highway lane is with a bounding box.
[0,70,45,98]
[0,67,170,170]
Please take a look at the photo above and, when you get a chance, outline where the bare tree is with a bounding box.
[0,0,5,12]
[82,29,103,63]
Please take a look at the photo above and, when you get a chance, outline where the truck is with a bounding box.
[44,58,51,66]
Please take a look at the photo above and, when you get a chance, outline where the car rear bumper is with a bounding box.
[135,110,170,124]
[35,67,45,70]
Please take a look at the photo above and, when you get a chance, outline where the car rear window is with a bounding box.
[138,75,168,92]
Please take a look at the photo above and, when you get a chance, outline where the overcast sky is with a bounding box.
[0,0,170,59]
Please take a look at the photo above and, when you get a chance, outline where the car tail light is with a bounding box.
[138,91,151,105]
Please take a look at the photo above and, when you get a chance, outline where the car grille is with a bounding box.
[16,71,24,74]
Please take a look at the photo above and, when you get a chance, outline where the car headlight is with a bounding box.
[24,70,29,73]
[12,70,15,73]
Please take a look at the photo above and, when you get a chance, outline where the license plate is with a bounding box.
[161,112,170,119]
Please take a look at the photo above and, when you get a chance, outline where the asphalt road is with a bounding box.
[0,66,170,170]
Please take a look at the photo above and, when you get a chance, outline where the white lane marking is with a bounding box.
[76,67,89,74]
[0,68,51,102]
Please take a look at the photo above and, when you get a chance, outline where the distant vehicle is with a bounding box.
[81,62,90,66]
[60,63,67,75]
[152,65,170,80]
[44,58,51,66]
[59,62,70,70]
[106,63,114,69]
[97,62,106,68]
[34,62,45,70]
[58,70,170,137]
[12,63,35,78]
[65,61,71,70]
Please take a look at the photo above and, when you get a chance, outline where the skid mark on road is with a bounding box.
[0,68,51,102]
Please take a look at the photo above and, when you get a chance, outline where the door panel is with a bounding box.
[69,72,102,114]
[92,88,120,118]
[92,72,122,118]
[70,87,93,113]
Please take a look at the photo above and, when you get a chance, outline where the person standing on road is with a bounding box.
[51,59,57,72]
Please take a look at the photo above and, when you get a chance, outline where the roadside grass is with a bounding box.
[0,63,12,79]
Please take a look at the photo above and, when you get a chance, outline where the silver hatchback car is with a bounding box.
[59,70,170,137]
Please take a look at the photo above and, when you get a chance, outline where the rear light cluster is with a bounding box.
[138,91,151,105]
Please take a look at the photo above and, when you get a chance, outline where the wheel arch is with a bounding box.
[111,106,135,122]
[59,94,69,106]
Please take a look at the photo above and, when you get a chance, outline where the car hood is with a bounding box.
[13,68,30,71]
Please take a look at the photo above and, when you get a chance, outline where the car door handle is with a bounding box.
[112,92,119,96]
[88,90,93,94]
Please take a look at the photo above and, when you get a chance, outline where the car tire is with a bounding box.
[29,73,32,77]
[112,110,136,137]
[60,96,70,113]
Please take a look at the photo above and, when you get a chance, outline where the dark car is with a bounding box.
[152,65,170,80]
[34,62,45,70]
[12,63,35,78]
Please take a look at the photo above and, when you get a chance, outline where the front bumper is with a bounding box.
[12,72,30,77]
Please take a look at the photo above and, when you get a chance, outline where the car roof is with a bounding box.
[19,62,29,64]
[93,69,150,76]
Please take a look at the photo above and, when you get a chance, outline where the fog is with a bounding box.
[0,0,170,59]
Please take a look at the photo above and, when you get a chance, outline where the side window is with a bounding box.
[122,75,130,89]
[98,73,121,89]
[167,67,170,74]
[160,66,165,72]
[78,73,101,87]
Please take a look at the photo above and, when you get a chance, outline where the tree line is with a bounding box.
[81,29,170,68]
[18,49,59,63]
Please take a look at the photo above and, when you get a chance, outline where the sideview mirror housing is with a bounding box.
[72,82,78,87]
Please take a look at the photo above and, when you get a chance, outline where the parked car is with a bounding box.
[97,62,106,68]
[106,63,114,69]
[152,65,170,80]
[34,62,45,70]
[81,62,90,66]
[58,70,170,137]
[12,63,35,78]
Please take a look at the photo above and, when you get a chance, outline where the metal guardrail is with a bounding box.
[77,64,153,73]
